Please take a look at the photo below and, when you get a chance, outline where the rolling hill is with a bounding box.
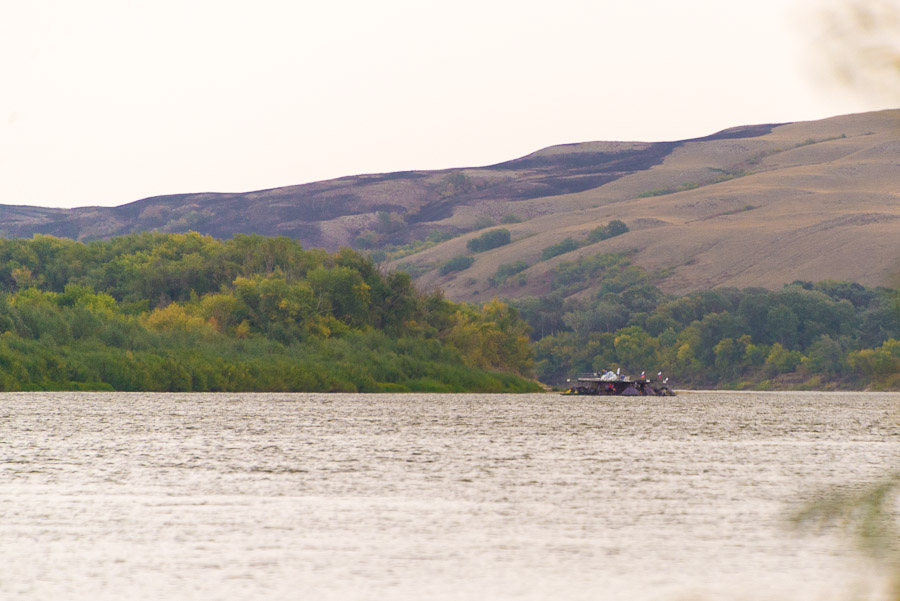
[401,109,900,301]
[2,109,898,301]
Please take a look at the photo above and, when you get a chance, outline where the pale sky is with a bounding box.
[0,0,890,209]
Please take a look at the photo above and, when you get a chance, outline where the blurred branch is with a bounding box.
[813,0,900,102]
[794,3,900,598]
[792,473,900,598]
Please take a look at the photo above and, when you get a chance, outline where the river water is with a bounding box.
[1,391,898,601]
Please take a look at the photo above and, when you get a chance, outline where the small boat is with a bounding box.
[562,371,675,396]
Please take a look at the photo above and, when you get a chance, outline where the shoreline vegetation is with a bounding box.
[510,251,899,392]
[0,233,895,392]
[0,233,538,393]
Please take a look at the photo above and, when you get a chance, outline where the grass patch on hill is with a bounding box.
[638,169,751,198]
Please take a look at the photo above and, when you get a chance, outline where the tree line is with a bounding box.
[511,252,900,390]
[1,234,895,391]
[0,233,538,392]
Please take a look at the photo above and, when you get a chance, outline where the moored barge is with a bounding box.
[562,371,675,396]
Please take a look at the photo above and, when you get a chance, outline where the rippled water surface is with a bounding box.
[2,391,899,600]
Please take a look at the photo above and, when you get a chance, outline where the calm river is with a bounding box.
[1,391,898,601]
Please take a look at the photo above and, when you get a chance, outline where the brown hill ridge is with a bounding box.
[396,109,900,300]
[1,109,898,300]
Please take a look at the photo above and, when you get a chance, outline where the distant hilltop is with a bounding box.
[1,109,898,300]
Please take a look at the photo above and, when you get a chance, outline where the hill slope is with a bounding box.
[397,109,900,300]
[1,109,897,300]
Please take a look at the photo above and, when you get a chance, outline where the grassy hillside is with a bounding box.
[1,110,897,302]
[396,110,900,301]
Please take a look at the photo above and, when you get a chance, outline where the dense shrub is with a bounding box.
[489,261,529,287]
[440,255,475,275]
[586,220,629,243]
[541,238,580,260]
[466,229,511,252]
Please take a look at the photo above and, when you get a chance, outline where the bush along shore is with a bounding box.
[0,235,895,392]
[511,252,900,391]
[0,233,539,392]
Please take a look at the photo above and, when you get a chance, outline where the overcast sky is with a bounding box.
[0,0,891,209]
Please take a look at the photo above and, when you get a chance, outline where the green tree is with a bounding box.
[764,343,804,377]
[613,326,658,373]
[802,335,846,376]
[766,305,800,348]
